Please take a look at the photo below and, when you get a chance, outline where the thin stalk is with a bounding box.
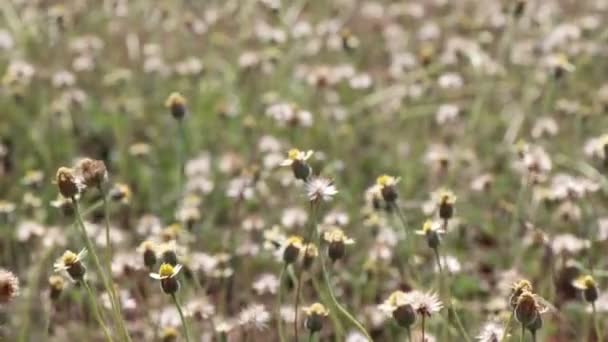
[294,201,318,341]
[172,293,192,342]
[422,315,426,342]
[98,185,130,341]
[277,266,287,342]
[308,331,314,342]
[72,198,129,341]
[176,119,187,195]
[406,327,412,342]
[434,246,471,342]
[316,227,373,341]
[520,324,525,342]
[592,303,602,341]
[82,280,113,342]
[500,313,513,342]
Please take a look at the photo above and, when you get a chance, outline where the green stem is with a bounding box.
[520,324,525,342]
[73,198,129,341]
[277,266,287,342]
[406,327,412,342]
[294,201,318,341]
[593,303,602,341]
[500,313,513,342]
[317,228,372,341]
[172,293,192,342]
[99,186,132,342]
[83,280,113,342]
[435,247,471,342]
[308,331,314,342]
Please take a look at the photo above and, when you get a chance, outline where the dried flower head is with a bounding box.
[75,158,107,188]
[509,279,534,309]
[0,268,19,303]
[165,92,187,120]
[303,302,330,333]
[55,167,83,198]
[305,177,338,203]
[54,249,87,281]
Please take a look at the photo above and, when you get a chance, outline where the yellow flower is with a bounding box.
[303,303,330,316]
[285,235,304,249]
[280,148,314,166]
[323,227,355,244]
[150,263,182,280]
[54,249,87,272]
[572,275,596,290]
[376,174,399,188]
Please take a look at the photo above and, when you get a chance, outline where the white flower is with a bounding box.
[305,177,338,202]
[476,321,505,342]
[409,290,443,316]
[238,304,270,331]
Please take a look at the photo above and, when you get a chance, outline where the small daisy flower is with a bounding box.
[280,149,314,166]
[378,291,417,328]
[305,177,338,203]
[323,227,355,261]
[109,183,132,204]
[150,263,183,294]
[476,321,505,342]
[165,92,187,120]
[281,148,313,180]
[572,275,599,303]
[238,303,271,331]
[409,290,443,317]
[376,175,400,201]
[415,220,446,250]
[435,189,456,221]
[303,302,330,333]
[282,235,304,264]
[54,249,87,281]
[0,268,19,303]
[301,243,319,269]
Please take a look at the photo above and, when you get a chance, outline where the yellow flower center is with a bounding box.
[61,250,78,265]
[581,275,596,289]
[159,263,175,278]
[288,149,301,160]
[422,220,434,233]
[304,303,330,316]
[376,175,393,187]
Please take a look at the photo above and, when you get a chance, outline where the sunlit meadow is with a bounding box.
[0,0,607,341]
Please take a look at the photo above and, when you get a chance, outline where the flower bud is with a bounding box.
[328,241,345,262]
[393,304,416,328]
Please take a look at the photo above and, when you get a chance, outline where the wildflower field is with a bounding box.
[1,0,608,341]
